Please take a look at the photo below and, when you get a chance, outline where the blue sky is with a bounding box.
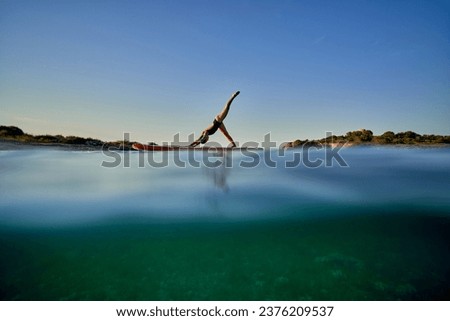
[1,0,449,144]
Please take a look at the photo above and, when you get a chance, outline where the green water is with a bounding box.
[1,208,448,300]
[1,148,449,300]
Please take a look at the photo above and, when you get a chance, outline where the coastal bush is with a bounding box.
[322,135,338,143]
[292,139,302,147]
[345,129,373,142]
[360,129,373,142]
[35,135,60,143]
[64,136,88,144]
[287,129,449,147]
[395,131,421,144]
[85,139,103,146]
[380,131,395,144]
[0,126,24,137]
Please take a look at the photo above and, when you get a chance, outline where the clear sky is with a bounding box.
[1,0,449,145]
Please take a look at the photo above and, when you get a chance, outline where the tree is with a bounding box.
[380,131,395,144]
[345,129,373,142]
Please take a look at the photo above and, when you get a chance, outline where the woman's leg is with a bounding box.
[215,91,240,122]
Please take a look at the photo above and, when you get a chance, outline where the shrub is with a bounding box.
[0,126,24,137]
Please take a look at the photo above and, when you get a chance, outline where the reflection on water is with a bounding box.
[202,151,231,192]
[0,147,449,300]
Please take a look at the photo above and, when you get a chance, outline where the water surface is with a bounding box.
[0,147,449,300]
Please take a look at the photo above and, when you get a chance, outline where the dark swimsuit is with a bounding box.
[206,119,222,135]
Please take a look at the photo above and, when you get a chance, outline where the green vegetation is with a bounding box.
[284,128,450,148]
[2,125,449,150]
[0,125,142,150]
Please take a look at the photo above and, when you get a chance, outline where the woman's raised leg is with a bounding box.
[215,91,240,122]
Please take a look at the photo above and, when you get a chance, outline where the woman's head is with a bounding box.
[200,131,209,144]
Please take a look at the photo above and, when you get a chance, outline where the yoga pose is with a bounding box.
[190,91,240,147]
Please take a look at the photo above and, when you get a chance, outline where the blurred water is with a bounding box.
[0,147,449,300]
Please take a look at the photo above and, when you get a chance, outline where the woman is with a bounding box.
[190,91,240,147]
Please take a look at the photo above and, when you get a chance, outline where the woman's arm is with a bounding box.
[189,139,201,147]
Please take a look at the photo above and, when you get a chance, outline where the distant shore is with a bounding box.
[1,125,449,151]
[0,125,140,151]
[282,129,450,149]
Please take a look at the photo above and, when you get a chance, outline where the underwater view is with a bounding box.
[0,147,449,300]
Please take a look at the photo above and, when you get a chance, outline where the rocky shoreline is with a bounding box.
[282,129,450,149]
[0,126,141,151]
[1,125,449,150]
[0,139,139,151]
